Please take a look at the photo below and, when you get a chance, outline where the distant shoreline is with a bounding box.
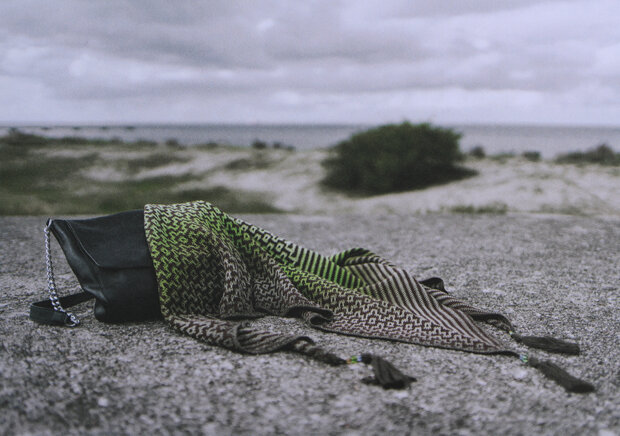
[1,123,620,158]
[3,121,620,129]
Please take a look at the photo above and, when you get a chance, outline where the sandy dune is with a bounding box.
[145,148,619,216]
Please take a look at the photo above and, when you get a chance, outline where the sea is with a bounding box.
[2,123,620,158]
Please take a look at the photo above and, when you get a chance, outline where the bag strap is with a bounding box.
[29,220,89,327]
[30,292,93,325]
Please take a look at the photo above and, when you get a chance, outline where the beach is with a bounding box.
[198,148,620,216]
[1,140,618,216]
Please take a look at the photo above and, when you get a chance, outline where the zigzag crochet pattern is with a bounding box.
[143,201,593,392]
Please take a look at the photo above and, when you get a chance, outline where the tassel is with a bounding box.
[290,342,415,389]
[511,332,580,355]
[291,341,347,366]
[521,355,595,393]
[359,353,417,389]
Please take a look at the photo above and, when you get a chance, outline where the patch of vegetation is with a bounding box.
[539,204,587,216]
[522,151,541,162]
[165,138,181,148]
[322,122,475,195]
[133,139,158,147]
[0,129,49,147]
[93,174,198,213]
[448,203,508,214]
[468,145,486,159]
[0,145,94,192]
[249,139,295,151]
[87,179,279,214]
[252,139,268,150]
[173,187,281,214]
[194,141,219,150]
[488,152,516,163]
[555,144,620,166]
[124,153,191,172]
[0,162,279,215]
[0,128,159,148]
[224,154,274,171]
[272,142,295,151]
[0,136,280,215]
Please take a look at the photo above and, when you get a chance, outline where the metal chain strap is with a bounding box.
[44,221,79,327]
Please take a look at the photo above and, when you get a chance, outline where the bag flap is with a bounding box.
[56,210,152,269]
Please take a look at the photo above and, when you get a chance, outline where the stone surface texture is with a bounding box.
[1,213,618,435]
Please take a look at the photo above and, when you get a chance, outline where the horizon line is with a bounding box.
[2,121,620,130]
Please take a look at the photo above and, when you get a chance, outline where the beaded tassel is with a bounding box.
[517,353,594,393]
[347,355,364,364]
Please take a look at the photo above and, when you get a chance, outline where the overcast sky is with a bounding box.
[1,0,619,126]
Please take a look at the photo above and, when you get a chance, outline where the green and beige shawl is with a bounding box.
[143,201,593,392]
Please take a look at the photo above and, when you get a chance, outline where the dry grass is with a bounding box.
[0,137,281,215]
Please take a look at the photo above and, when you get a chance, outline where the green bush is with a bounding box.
[555,144,620,166]
[522,151,541,162]
[1,128,48,147]
[165,138,181,148]
[252,139,267,149]
[468,145,486,159]
[322,122,474,194]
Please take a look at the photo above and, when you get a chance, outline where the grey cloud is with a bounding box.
[0,0,618,124]
[0,0,274,68]
[384,0,583,18]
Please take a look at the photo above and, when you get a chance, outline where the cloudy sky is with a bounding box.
[1,0,619,126]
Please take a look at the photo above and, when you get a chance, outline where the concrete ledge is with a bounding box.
[1,213,618,435]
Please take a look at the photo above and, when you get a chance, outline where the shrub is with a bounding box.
[272,142,295,151]
[252,139,267,150]
[165,138,181,148]
[1,128,48,147]
[522,151,541,162]
[322,122,474,194]
[489,152,516,163]
[469,145,486,159]
[126,153,190,172]
[224,155,273,171]
[55,136,85,145]
[133,139,158,147]
[555,143,619,166]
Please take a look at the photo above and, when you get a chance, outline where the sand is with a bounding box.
[136,148,620,216]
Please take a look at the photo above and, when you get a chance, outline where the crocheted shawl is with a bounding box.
[143,201,593,392]
[144,201,510,352]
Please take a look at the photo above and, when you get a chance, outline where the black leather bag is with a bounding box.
[30,210,161,326]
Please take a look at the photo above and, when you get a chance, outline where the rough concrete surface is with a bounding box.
[1,213,618,435]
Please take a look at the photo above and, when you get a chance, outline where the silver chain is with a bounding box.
[44,221,79,327]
